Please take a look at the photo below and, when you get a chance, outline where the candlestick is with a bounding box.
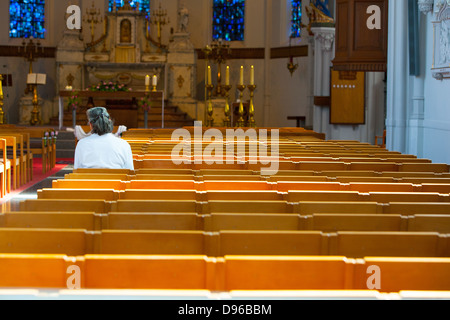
[250,65,254,85]
[206,84,214,127]
[247,84,256,128]
[222,84,232,128]
[145,75,150,92]
[226,66,230,86]
[207,66,212,85]
[239,66,244,86]
[152,75,157,92]
[236,84,246,128]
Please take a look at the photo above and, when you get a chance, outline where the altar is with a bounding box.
[54,0,197,128]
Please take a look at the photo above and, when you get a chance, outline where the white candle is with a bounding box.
[208,66,212,85]
[226,66,230,85]
[152,75,157,86]
[250,65,254,85]
[145,75,150,86]
[240,66,244,86]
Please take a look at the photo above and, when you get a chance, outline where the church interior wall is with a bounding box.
[0,0,393,147]
[422,8,450,164]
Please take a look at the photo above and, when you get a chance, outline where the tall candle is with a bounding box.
[226,66,230,85]
[250,65,254,85]
[152,75,157,86]
[208,66,212,85]
[0,75,3,97]
[145,75,150,86]
[240,66,244,86]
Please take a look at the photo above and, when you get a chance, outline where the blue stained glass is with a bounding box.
[213,0,245,41]
[291,0,302,38]
[9,0,46,39]
[109,0,150,14]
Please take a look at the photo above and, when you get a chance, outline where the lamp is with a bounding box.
[27,73,46,126]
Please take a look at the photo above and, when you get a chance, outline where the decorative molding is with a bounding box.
[196,46,309,60]
[314,31,335,52]
[196,48,265,60]
[418,0,434,14]
[432,3,450,80]
[270,45,309,59]
[0,46,56,58]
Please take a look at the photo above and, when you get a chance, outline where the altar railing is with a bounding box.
[58,90,164,130]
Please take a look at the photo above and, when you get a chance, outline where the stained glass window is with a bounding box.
[9,0,46,39]
[291,0,302,38]
[213,0,245,42]
[109,0,150,13]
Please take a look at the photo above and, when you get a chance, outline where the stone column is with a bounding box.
[311,26,335,137]
[386,0,408,153]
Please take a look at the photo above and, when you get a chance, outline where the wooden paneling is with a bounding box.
[330,69,365,124]
[333,0,388,72]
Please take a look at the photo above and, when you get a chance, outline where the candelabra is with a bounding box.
[150,3,170,46]
[247,85,256,128]
[83,1,103,51]
[236,84,246,127]
[0,75,4,124]
[208,40,231,97]
[18,37,45,94]
[206,84,215,127]
[222,84,232,127]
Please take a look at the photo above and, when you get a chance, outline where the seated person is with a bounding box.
[74,107,134,170]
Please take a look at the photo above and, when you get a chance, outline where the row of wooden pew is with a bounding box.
[3,128,450,296]
[0,125,57,197]
[1,254,450,293]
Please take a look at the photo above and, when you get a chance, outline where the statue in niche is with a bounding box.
[178,5,189,33]
[307,0,335,24]
[120,19,132,43]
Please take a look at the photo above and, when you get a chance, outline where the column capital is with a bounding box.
[311,27,335,52]
[418,0,434,14]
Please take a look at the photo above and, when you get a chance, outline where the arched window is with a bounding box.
[109,0,150,13]
[9,0,46,39]
[213,0,245,41]
[291,0,302,38]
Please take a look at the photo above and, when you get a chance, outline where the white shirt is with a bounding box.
[74,133,134,170]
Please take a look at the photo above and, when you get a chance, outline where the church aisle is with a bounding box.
[0,159,73,212]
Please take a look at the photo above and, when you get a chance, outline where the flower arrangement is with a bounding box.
[67,91,82,110]
[138,94,152,112]
[88,80,131,92]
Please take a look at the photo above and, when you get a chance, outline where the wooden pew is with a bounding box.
[0,138,10,196]
[0,228,90,255]
[0,136,20,189]
[99,230,205,255]
[224,256,350,290]
[0,211,98,230]
[37,188,120,201]
[353,257,450,292]
[329,231,448,258]
[19,199,111,213]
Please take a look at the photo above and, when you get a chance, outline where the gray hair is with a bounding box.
[87,107,114,136]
